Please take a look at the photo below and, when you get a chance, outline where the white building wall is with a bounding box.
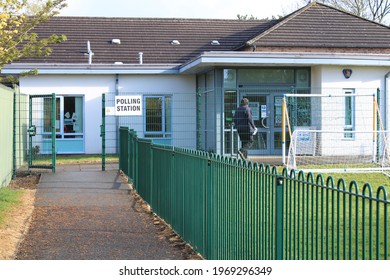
[20,74,196,154]
[20,75,115,154]
[311,66,323,128]
[118,74,197,149]
[314,66,390,157]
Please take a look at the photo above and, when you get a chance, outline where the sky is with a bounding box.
[59,0,303,19]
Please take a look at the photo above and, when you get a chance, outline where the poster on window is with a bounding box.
[114,96,143,116]
[250,102,260,121]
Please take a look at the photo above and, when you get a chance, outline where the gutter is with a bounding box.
[1,63,181,75]
[179,51,390,73]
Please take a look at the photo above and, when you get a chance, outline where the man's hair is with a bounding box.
[241,98,249,105]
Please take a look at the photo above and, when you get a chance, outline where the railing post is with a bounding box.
[275,175,284,260]
[12,90,16,179]
[101,93,106,171]
[128,130,133,178]
[282,96,286,165]
[51,93,56,173]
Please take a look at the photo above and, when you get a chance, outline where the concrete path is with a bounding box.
[16,164,186,260]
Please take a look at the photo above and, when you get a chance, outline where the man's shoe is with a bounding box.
[238,150,245,160]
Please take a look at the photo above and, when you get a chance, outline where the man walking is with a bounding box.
[233,98,257,160]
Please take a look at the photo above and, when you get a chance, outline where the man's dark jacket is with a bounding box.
[233,105,256,134]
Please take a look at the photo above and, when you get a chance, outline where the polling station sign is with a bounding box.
[114,96,143,116]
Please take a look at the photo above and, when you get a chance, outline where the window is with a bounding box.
[344,89,355,139]
[144,96,171,139]
[223,69,237,89]
[238,69,295,85]
[44,96,84,139]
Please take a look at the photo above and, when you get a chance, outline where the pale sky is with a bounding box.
[59,0,303,19]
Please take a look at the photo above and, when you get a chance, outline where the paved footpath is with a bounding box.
[16,164,186,260]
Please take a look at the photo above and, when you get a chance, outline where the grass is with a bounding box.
[276,168,390,260]
[0,187,23,226]
[283,183,389,260]
[322,172,390,189]
[27,154,119,165]
[55,154,118,164]
[278,165,390,193]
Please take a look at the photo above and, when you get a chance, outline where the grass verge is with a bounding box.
[28,154,119,165]
[56,154,118,164]
[0,187,23,226]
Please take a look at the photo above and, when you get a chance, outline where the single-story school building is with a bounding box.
[3,1,390,158]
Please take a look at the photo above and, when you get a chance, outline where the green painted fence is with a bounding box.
[119,127,389,260]
[0,85,15,187]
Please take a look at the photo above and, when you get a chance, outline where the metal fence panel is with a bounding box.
[27,94,56,171]
[282,170,389,260]
[0,85,15,186]
[14,90,29,173]
[119,127,390,260]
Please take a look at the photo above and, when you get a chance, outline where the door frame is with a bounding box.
[240,92,272,155]
[54,95,85,154]
[237,92,288,156]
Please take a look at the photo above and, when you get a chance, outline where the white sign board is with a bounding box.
[114,96,143,116]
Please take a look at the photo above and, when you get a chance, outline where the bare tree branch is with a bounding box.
[288,0,390,24]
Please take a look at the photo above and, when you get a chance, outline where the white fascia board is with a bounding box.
[2,63,181,75]
[180,52,390,73]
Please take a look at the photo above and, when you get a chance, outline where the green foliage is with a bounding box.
[0,0,67,82]
[236,14,258,20]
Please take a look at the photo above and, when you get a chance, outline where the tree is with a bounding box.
[367,0,390,22]
[25,0,49,15]
[291,0,390,24]
[237,14,258,20]
[0,0,67,82]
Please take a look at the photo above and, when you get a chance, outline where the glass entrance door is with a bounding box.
[239,93,289,156]
[241,94,271,155]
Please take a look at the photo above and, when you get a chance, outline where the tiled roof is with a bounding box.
[14,2,390,66]
[20,17,275,64]
[247,2,390,48]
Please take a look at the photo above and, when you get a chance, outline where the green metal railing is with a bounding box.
[282,170,389,260]
[119,127,389,260]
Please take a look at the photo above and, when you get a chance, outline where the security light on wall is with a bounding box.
[343,69,353,79]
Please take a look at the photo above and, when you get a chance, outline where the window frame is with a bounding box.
[43,95,84,139]
[343,88,355,139]
[143,95,172,139]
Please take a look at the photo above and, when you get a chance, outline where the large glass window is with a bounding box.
[44,96,84,139]
[224,90,238,154]
[144,96,171,138]
[223,69,237,89]
[238,69,295,85]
